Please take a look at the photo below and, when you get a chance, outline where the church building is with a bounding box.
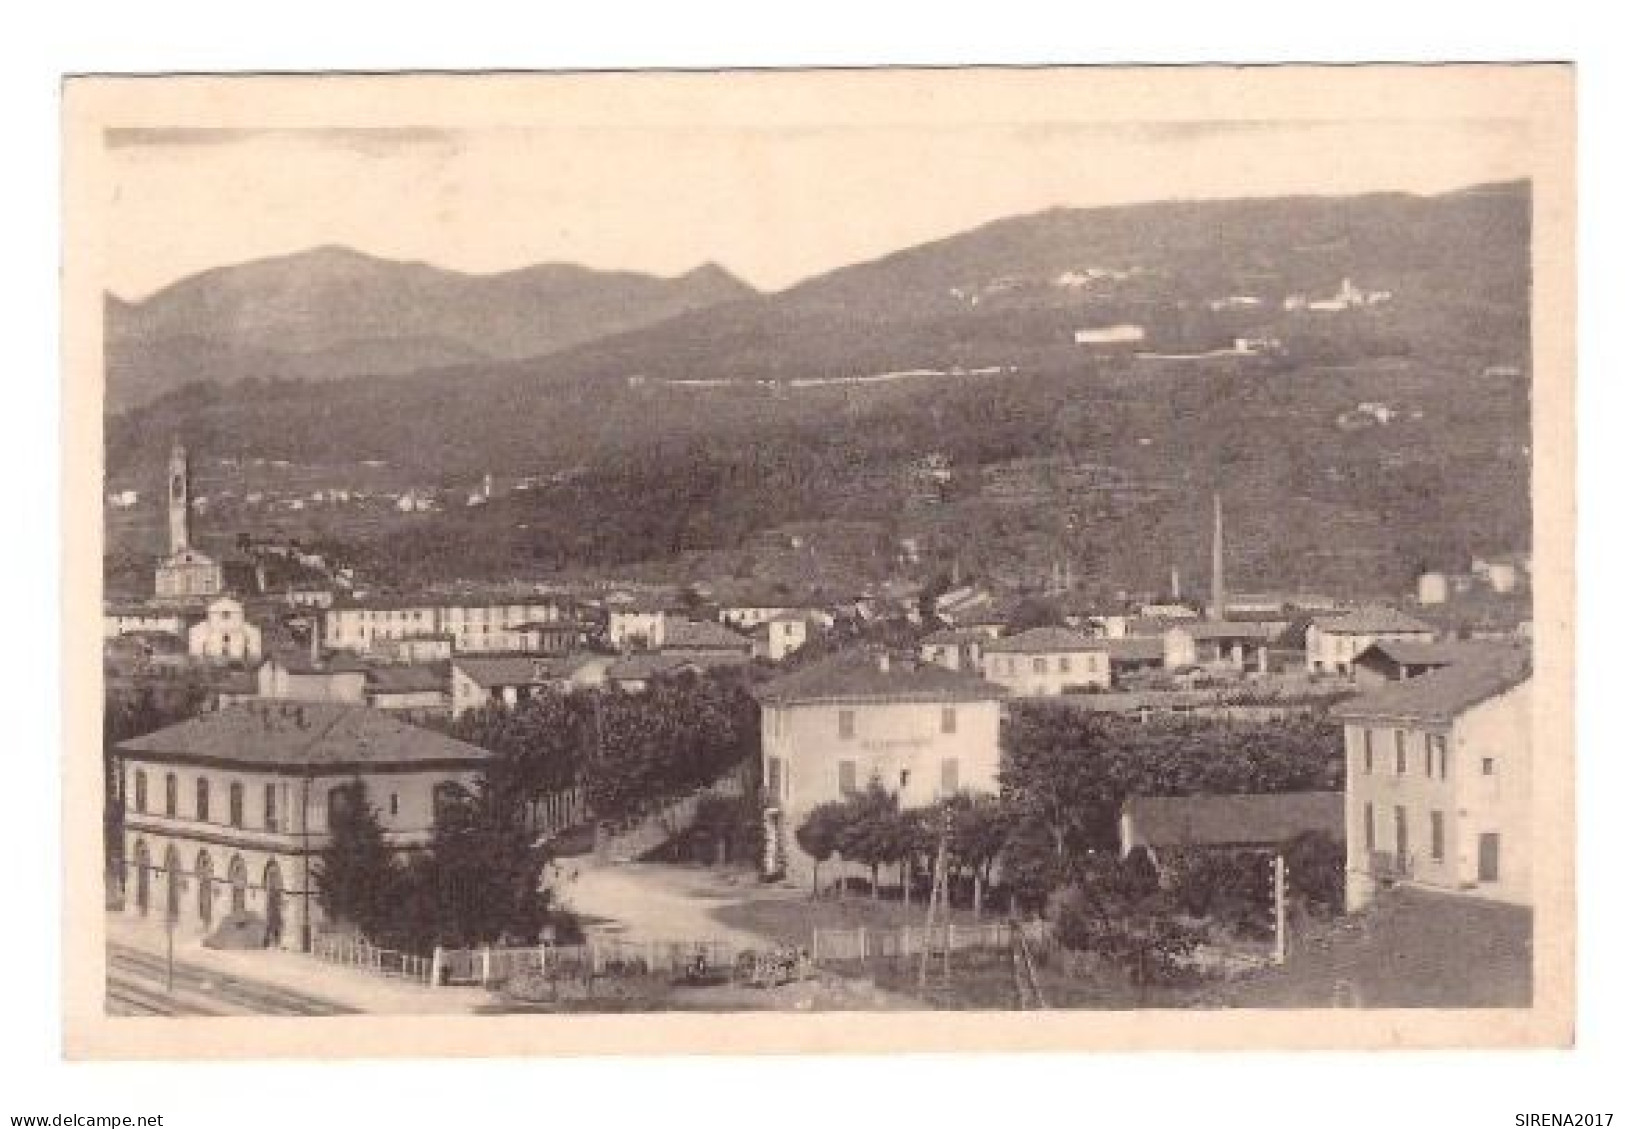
[154,443,224,600]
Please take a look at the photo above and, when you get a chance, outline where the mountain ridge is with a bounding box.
[106,247,758,409]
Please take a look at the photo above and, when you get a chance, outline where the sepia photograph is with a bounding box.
[59,64,1575,1058]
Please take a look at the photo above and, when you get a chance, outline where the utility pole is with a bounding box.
[166,909,176,993]
[1273,853,1288,967]
[917,806,953,996]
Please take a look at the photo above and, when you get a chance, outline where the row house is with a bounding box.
[1332,651,1532,909]
[322,596,570,656]
[754,650,1005,886]
[1306,606,1437,677]
[116,703,490,950]
[981,627,1112,696]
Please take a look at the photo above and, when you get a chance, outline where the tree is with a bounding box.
[1282,830,1345,915]
[391,780,558,951]
[795,802,850,899]
[1051,849,1204,989]
[1000,702,1124,857]
[945,792,1008,917]
[836,784,901,900]
[313,780,400,938]
[1163,849,1274,939]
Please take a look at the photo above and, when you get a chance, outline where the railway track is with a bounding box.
[107,943,358,1017]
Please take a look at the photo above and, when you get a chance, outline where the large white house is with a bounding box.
[1331,649,1531,910]
[1306,606,1437,677]
[117,703,491,950]
[753,649,1005,885]
[981,627,1111,696]
[186,596,263,663]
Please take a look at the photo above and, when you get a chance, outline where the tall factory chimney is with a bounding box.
[1209,493,1226,621]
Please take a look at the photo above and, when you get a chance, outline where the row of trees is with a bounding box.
[795,788,1006,913]
[792,707,1346,982]
[445,671,762,827]
[315,778,569,954]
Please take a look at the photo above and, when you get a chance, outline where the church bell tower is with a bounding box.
[168,443,190,554]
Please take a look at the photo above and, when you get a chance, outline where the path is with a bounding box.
[550,859,789,948]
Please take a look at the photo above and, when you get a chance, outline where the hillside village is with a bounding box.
[105,421,1535,1011]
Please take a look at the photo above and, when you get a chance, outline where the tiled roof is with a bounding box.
[950,602,1015,627]
[1102,638,1165,663]
[920,628,987,646]
[983,627,1104,654]
[453,655,578,688]
[1172,621,1279,641]
[754,648,1004,706]
[1330,650,1531,724]
[661,619,753,651]
[1123,791,1344,849]
[1312,605,1437,635]
[119,703,490,769]
[1353,640,1507,669]
[608,653,701,681]
[365,664,449,694]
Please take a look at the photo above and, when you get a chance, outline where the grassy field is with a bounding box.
[797,886,1533,1011]
[1205,886,1533,1009]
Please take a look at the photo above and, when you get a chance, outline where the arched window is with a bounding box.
[195,778,210,822]
[432,781,466,826]
[195,851,214,926]
[133,839,150,914]
[229,782,244,828]
[227,854,248,914]
[132,770,147,814]
[263,860,285,946]
[327,783,358,827]
[163,845,182,919]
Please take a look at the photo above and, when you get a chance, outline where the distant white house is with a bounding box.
[1073,324,1146,346]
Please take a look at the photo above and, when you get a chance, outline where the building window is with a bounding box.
[433,781,464,825]
[229,783,244,828]
[1033,657,1048,675]
[941,758,959,795]
[1482,757,1496,776]
[1058,656,1071,674]
[941,706,957,735]
[1362,728,1373,774]
[1363,802,1374,852]
[838,710,855,740]
[1394,731,1407,775]
[264,783,279,832]
[133,770,147,814]
[767,757,783,803]
[389,793,399,817]
[838,759,858,797]
[1394,806,1408,862]
[1430,810,1445,861]
[164,773,178,817]
[1478,832,1500,882]
[195,778,210,822]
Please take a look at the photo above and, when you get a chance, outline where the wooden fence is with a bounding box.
[810,920,1052,963]
[311,932,435,985]
[435,936,743,987]
[530,786,588,840]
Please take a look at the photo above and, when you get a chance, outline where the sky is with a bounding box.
[102,116,1532,300]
